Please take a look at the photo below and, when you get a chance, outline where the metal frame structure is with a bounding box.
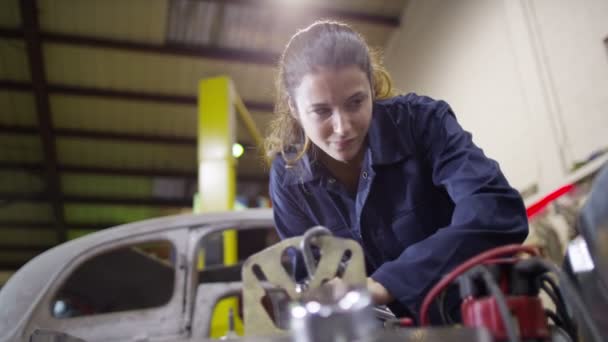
[0,0,405,273]
[18,0,66,241]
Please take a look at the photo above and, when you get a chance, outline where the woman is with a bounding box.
[265,20,528,323]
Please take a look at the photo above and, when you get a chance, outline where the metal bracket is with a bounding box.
[242,228,366,336]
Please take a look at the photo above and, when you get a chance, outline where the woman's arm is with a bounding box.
[269,159,316,239]
[269,159,318,281]
[270,159,394,298]
[370,95,529,318]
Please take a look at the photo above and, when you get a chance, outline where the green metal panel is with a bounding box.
[0,170,45,193]
[0,0,20,27]
[0,39,30,81]
[0,91,37,127]
[67,229,98,240]
[56,137,196,171]
[0,134,42,162]
[62,174,154,198]
[51,95,196,137]
[0,229,58,246]
[38,0,168,43]
[43,44,275,103]
[0,203,53,221]
[64,203,187,224]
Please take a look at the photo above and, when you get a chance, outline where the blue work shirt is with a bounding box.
[269,93,528,321]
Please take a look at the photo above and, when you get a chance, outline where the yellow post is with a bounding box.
[196,76,241,337]
[197,76,236,213]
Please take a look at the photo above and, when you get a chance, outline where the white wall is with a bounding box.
[384,0,608,195]
[529,0,608,162]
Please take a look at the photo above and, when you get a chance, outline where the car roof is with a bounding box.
[0,209,273,339]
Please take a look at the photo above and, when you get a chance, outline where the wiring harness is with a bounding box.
[419,244,601,342]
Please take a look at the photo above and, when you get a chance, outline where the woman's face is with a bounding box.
[292,65,373,163]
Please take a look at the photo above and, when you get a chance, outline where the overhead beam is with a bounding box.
[0,27,278,65]
[0,192,193,207]
[0,79,31,91]
[44,31,279,65]
[0,221,56,229]
[0,79,274,112]
[0,27,23,39]
[20,0,67,242]
[0,245,52,253]
[0,161,268,183]
[64,194,193,207]
[56,128,196,145]
[0,124,197,145]
[0,124,256,149]
[0,161,44,173]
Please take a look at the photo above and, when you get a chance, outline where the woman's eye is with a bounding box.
[313,108,331,117]
[347,98,364,110]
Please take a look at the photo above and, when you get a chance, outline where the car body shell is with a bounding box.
[0,209,275,342]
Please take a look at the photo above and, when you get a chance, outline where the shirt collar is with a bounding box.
[367,100,412,165]
[280,150,321,186]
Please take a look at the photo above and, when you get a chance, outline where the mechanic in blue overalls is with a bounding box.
[265,20,529,323]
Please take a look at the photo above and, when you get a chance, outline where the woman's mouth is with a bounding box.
[333,137,356,151]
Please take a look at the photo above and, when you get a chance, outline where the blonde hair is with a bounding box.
[265,20,395,168]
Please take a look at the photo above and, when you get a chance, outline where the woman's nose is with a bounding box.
[332,113,352,135]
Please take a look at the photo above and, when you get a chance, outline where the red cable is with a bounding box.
[419,244,539,326]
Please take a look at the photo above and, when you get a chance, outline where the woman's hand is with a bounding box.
[321,277,394,305]
[367,277,394,305]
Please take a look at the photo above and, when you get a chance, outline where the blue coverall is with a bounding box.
[269,93,529,322]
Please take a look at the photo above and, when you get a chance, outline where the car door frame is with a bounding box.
[182,217,275,339]
[23,227,190,342]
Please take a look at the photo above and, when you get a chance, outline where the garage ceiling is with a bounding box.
[0,0,408,270]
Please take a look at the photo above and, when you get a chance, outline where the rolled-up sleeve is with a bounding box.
[370,97,529,318]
